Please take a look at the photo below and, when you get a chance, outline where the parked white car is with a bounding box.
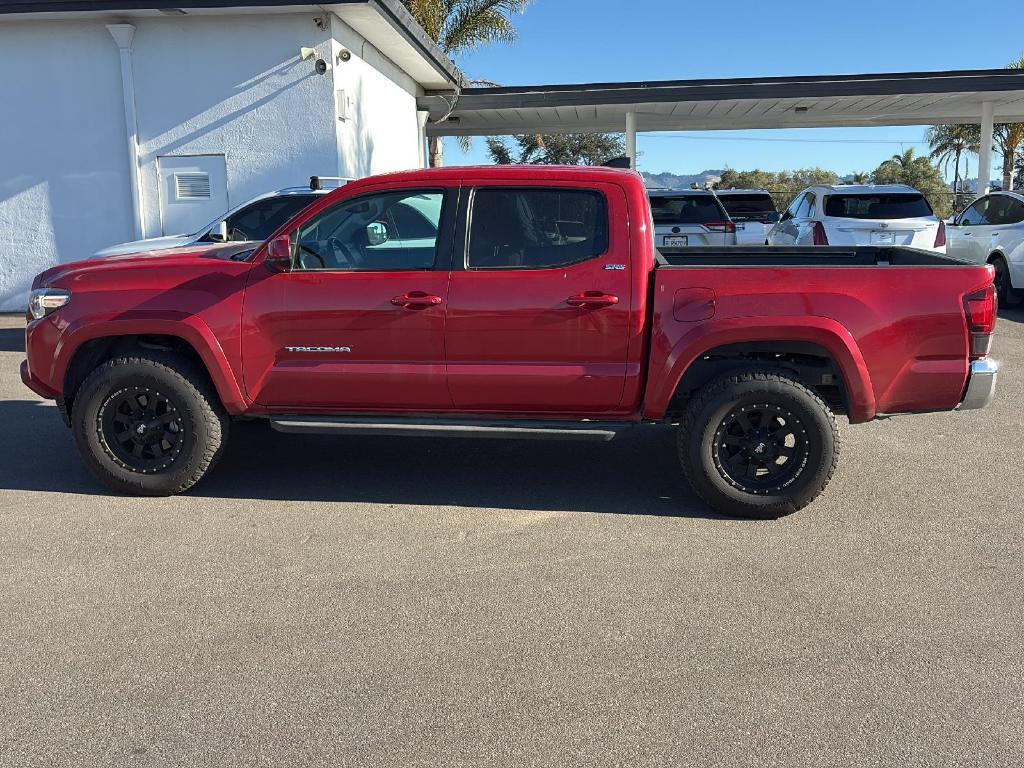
[946,191,1024,305]
[767,184,946,253]
[714,188,781,246]
[648,189,737,247]
[92,177,350,258]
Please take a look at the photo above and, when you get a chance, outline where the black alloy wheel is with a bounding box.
[98,386,185,474]
[712,403,808,495]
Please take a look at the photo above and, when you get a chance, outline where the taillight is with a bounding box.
[812,221,829,246]
[964,284,997,357]
[705,221,736,233]
[934,220,947,249]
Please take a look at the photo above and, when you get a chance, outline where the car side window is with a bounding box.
[958,198,990,226]
[226,195,316,242]
[802,192,817,218]
[291,190,443,271]
[783,193,805,221]
[1004,199,1024,225]
[467,188,609,269]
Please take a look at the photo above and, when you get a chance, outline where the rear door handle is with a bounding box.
[391,291,443,309]
[567,291,619,308]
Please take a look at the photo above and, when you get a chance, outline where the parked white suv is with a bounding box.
[714,188,781,246]
[947,191,1024,305]
[648,189,737,247]
[767,184,946,253]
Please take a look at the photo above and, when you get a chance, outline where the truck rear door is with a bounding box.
[444,181,632,413]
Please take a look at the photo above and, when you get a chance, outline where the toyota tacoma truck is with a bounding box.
[21,166,999,518]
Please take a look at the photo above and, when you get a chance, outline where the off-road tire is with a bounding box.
[71,354,229,496]
[678,369,840,519]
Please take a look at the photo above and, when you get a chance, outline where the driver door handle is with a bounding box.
[567,291,619,308]
[391,291,443,309]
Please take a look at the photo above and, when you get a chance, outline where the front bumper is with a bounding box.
[957,359,999,411]
[20,359,59,400]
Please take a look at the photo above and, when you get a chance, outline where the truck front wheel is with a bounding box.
[678,369,840,519]
[71,354,229,496]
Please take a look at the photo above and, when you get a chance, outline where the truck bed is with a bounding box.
[656,245,969,267]
[645,246,994,424]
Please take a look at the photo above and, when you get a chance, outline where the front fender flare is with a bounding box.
[51,313,249,415]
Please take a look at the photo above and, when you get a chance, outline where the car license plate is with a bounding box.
[872,231,896,245]
[664,235,688,247]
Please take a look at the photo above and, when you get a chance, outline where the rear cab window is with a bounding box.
[467,187,608,269]
[824,194,933,219]
[649,194,727,226]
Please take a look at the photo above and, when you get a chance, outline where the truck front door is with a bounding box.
[444,182,632,414]
[241,183,459,410]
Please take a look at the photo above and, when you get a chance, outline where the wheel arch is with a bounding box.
[645,318,876,423]
[56,318,249,416]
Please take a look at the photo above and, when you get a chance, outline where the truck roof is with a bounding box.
[339,164,642,192]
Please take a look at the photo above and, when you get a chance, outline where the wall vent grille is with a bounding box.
[175,173,211,200]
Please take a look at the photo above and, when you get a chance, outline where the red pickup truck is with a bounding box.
[22,165,999,518]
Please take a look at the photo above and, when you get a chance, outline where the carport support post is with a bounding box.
[107,24,146,240]
[625,110,637,169]
[978,101,995,195]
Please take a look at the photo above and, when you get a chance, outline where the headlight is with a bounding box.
[28,288,71,320]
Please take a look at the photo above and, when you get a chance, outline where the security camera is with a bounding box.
[315,58,330,75]
[337,49,352,63]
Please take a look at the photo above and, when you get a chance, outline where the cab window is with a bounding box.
[467,188,608,269]
[291,190,443,271]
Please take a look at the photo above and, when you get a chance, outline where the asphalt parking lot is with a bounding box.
[1,313,1022,768]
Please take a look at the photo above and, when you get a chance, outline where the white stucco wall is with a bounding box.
[0,10,428,311]
[0,21,134,309]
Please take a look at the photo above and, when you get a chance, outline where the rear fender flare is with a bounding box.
[645,316,875,423]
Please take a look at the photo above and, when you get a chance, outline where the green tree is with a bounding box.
[849,171,872,184]
[993,55,1024,191]
[485,132,626,166]
[925,124,980,199]
[401,0,532,166]
[715,168,839,211]
[871,149,953,218]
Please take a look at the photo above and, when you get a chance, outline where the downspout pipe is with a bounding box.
[107,23,146,240]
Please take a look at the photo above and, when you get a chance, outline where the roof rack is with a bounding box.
[310,176,357,191]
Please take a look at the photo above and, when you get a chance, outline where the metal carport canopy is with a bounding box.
[418,68,1024,136]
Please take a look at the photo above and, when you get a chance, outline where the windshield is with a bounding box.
[824,193,933,220]
[650,195,725,225]
[718,194,778,221]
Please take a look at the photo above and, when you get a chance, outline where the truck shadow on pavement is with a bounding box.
[0,327,24,353]
[0,400,726,520]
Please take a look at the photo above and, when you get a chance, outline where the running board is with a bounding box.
[269,416,631,442]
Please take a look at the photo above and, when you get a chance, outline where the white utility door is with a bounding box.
[158,155,228,236]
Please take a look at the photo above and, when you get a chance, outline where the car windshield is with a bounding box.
[824,193,933,219]
[649,195,725,225]
[718,194,777,221]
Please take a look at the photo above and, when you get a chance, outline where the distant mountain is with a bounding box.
[642,170,725,190]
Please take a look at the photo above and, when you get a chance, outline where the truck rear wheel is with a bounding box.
[71,354,229,496]
[678,369,840,519]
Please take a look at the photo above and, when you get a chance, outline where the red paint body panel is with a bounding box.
[22,165,994,428]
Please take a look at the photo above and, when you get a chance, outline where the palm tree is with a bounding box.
[994,56,1024,191]
[402,0,532,166]
[849,172,871,184]
[926,124,980,195]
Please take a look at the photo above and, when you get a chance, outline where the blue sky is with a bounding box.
[443,0,1023,179]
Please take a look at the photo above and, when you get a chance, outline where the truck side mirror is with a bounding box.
[264,235,292,272]
[366,221,390,247]
[210,220,229,242]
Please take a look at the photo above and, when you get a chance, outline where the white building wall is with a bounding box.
[0,21,134,309]
[0,11,428,311]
